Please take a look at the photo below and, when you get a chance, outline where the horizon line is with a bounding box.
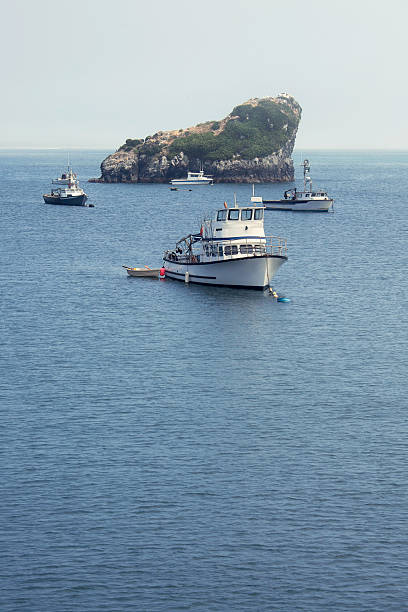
[1,146,407,152]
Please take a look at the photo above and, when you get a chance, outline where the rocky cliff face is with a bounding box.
[93,94,301,184]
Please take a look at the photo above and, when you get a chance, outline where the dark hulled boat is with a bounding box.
[43,166,89,206]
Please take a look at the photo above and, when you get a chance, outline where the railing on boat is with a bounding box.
[164,236,287,264]
[264,235,287,257]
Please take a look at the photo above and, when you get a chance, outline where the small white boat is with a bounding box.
[123,266,161,277]
[251,160,334,212]
[163,200,287,290]
[170,170,213,186]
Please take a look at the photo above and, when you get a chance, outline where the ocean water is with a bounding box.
[1,149,407,611]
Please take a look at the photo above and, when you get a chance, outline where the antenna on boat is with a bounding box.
[302,159,312,192]
[234,193,237,207]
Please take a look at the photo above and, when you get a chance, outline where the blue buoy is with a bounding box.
[277,297,291,303]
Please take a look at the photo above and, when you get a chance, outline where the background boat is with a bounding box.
[252,159,334,211]
[170,170,213,186]
[43,164,89,206]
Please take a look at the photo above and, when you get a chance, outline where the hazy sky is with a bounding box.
[2,0,407,150]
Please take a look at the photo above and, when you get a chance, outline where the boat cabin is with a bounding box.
[297,191,329,200]
[164,204,287,264]
[203,205,265,238]
[187,171,207,179]
[283,188,329,201]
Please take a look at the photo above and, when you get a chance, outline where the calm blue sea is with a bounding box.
[1,149,407,611]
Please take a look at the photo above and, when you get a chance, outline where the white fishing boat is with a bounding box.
[43,164,90,206]
[251,160,334,212]
[170,170,213,186]
[163,200,287,290]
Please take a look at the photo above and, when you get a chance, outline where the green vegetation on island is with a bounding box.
[119,99,299,162]
[168,101,297,161]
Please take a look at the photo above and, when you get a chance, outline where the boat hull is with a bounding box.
[164,254,287,289]
[264,198,333,212]
[43,193,88,206]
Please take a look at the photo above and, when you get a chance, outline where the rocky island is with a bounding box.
[93,93,301,184]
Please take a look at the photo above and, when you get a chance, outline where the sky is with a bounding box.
[1,0,407,150]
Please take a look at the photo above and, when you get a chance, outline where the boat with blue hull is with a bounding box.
[43,166,90,206]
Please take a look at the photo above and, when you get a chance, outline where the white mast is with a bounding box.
[302,159,312,192]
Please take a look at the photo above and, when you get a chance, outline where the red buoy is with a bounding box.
[160,267,166,278]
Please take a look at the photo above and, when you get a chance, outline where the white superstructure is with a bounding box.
[52,167,78,185]
[163,202,287,289]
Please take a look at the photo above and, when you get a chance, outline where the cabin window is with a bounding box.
[217,210,227,221]
[228,210,239,220]
[254,209,264,220]
[254,244,266,254]
[218,245,223,256]
[241,209,252,221]
[240,245,253,254]
[211,244,217,257]
[224,245,238,255]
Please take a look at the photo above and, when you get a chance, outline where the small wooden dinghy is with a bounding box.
[123,265,161,277]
